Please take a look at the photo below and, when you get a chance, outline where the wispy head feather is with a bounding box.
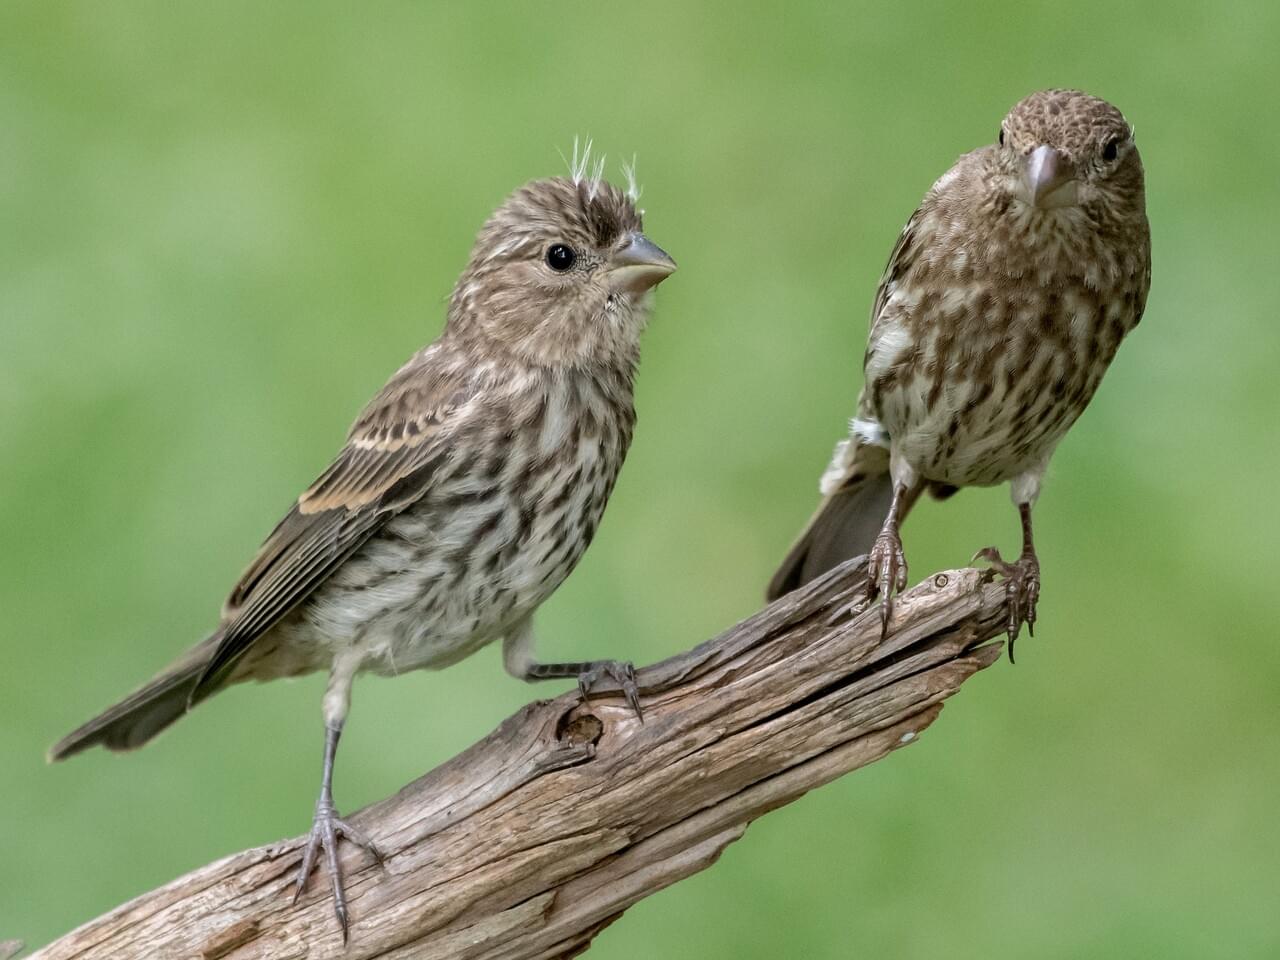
[564,136,589,183]
[563,136,609,201]
[620,155,643,205]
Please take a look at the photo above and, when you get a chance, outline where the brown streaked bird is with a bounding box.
[49,152,676,940]
[768,89,1151,655]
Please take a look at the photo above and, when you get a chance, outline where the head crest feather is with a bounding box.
[562,136,605,201]
[620,155,643,204]
[560,138,645,208]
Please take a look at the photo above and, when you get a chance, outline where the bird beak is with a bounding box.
[1020,145,1077,208]
[608,233,677,294]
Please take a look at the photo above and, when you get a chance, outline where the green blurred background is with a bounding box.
[3,1,1278,955]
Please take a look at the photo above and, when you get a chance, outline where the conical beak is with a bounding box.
[608,233,676,294]
[1020,144,1077,208]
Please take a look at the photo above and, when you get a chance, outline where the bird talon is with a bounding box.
[868,528,907,640]
[578,660,643,721]
[978,543,1040,660]
[292,831,321,905]
[878,592,894,639]
[292,796,380,942]
[333,817,383,864]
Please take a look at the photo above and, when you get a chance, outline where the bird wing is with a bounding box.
[192,353,480,699]
[768,207,933,600]
[816,201,931,488]
[863,204,927,385]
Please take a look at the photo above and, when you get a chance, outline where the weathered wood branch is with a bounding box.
[29,559,1009,960]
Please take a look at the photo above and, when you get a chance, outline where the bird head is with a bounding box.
[994,89,1144,218]
[449,152,676,370]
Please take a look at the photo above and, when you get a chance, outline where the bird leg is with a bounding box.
[504,618,643,719]
[524,659,643,720]
[292,724,383,942]
[867,483,910,639]
[974,501,1041,661]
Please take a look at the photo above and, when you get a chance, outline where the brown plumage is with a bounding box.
[769,89,1151,654]
[49,167,676,938]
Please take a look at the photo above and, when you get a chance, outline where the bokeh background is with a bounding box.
[3,1,1278,955]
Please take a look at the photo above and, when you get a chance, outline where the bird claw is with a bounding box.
[867,529,908,639]
[293,800,383,942]
[577,659,643,721]
[974,546,1040,661]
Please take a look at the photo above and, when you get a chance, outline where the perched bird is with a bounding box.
[49,153,676,939]
[768,89,1151,654]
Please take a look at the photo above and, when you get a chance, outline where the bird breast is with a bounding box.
[868,273,1137,488]
[279,373,634,676]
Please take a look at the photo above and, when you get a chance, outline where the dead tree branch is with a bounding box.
[29,559,1008,960]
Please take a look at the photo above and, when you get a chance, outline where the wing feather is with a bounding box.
[192,356,477,698]
[864,205,925,375]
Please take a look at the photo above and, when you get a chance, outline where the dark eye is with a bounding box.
[545,243,576,272]
[1102,137,1121,162]
[998,128,1005,146]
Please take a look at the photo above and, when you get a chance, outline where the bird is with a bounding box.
[48,150,677,940]
[768,89,1151,657]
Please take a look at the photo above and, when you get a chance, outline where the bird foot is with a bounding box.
[526,659,644,720]
[292,798,383,942]
[973,546,1040,661]
[576,659,643,721]
[867,528,908,639]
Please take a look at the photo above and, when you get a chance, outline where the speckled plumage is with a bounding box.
[253,351,637,696]
[770,90,1151,647]
[50,170,676,938]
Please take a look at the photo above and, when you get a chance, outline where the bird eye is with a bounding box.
[1102,137,1121,162]
[545,244,576,272]
[998,128,1005,146]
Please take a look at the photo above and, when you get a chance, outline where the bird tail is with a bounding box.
[767,469,897,602]
[47,634,221,762]
[767,436,960,601]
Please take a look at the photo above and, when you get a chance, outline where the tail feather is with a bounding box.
[767,472,896,601]
[48,637,218,762]
[767,461,957,602]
